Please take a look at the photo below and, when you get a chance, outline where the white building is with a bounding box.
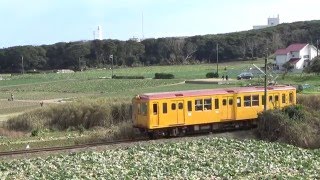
[274,43,318,70]
[253,15,280,30]
[93,25,103,40]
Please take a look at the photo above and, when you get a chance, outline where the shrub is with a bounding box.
[297,84,303,93]
[31,129,40,137]
[206,72,219,78]
[257,105,320,148]
[154,73,174,79]
[6,100,132,132]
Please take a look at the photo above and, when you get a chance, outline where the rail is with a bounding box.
[0,137,148,157]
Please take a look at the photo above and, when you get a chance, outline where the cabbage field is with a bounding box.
[1,137,319,179]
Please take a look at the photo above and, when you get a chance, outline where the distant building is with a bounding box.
[274,43,318,70]
[129,36,140,42]
[253,15,280,30]
[93,25,103,40]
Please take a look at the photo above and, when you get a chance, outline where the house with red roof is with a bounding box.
[274,43,318,70]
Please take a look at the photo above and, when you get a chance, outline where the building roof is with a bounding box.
[137,86,295,100]
[286,43,308,52]
[289,58,301,64]
[275,43,308,55]
[275,48,288,55]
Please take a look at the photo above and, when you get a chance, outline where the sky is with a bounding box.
[0,0,320,48]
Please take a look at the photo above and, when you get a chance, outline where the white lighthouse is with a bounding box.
[93,25,103,40]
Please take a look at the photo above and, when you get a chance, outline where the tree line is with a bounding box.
[1,20,320,73]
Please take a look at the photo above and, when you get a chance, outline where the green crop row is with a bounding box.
[1,137,319,179]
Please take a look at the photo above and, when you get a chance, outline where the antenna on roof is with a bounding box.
[141,11,144,40]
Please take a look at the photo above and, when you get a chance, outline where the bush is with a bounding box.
[154,73,174,79]
[206,72,219,78]
[297,84,303,93]
[257,105,320,148]
[6,100,132,132]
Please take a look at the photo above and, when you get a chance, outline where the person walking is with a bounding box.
[11,93,14,101]
[226,75,229,81]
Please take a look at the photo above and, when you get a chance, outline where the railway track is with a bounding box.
[0,137,149,157]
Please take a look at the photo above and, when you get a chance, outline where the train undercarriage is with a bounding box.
[139,119,258,139]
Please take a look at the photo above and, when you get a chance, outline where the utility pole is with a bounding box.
[317,39,319,57]
[264,56,267,111]
[216,43,219,74]
[21,56,24,74]
[110,54,114,78]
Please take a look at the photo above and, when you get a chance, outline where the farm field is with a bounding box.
[1,60,320,152]
[1,137,319,179]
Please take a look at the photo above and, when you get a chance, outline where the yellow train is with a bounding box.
[132,86,296,138]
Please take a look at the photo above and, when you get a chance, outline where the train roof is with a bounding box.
[137,86,296,100]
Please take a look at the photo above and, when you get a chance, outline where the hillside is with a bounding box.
[1,20,320,72]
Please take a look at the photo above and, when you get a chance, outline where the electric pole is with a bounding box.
[216,43,219,74]
[21,56,24,74]
[110,54,114,78]
[264,55,267,111]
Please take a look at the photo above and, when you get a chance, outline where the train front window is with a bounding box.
[195,99,203,111]
[137,103,141,114]
[252,95,259,106]
[228,99,233,105]
[289,93,293,103]
[140,103,147,116]
[204,99,212,110]
[244,96,251,107]
[178,103,183,109]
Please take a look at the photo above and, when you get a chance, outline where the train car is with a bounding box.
[132,85,296,138]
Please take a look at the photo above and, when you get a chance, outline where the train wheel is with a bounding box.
[147,132,155,139]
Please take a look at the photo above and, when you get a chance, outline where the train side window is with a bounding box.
[275,95,279,102]
[269,96,273,102]
[229,99,233,105]
[178,103,183,109]
[262,95,265,105]
[195,99,203,111]
[171,103,176,110]
[282,94,286,104]
[222,99,227,106]
[244,96,251,107]
[187,101,192,111]
[204,99,212,110]
[163,103,167,114]
[237,97,241,107]
[252,95,259,106]
[289,93,293,103]
[153,104,158,115]
[215,99,219,109]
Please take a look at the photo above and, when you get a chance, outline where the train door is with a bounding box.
[176,101,185,124]
[152,102,159,126]
[221,96,234,120]
[171,101,184,124]
[268,93,280,109]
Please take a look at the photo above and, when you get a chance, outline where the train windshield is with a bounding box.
[139,102,147,116]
